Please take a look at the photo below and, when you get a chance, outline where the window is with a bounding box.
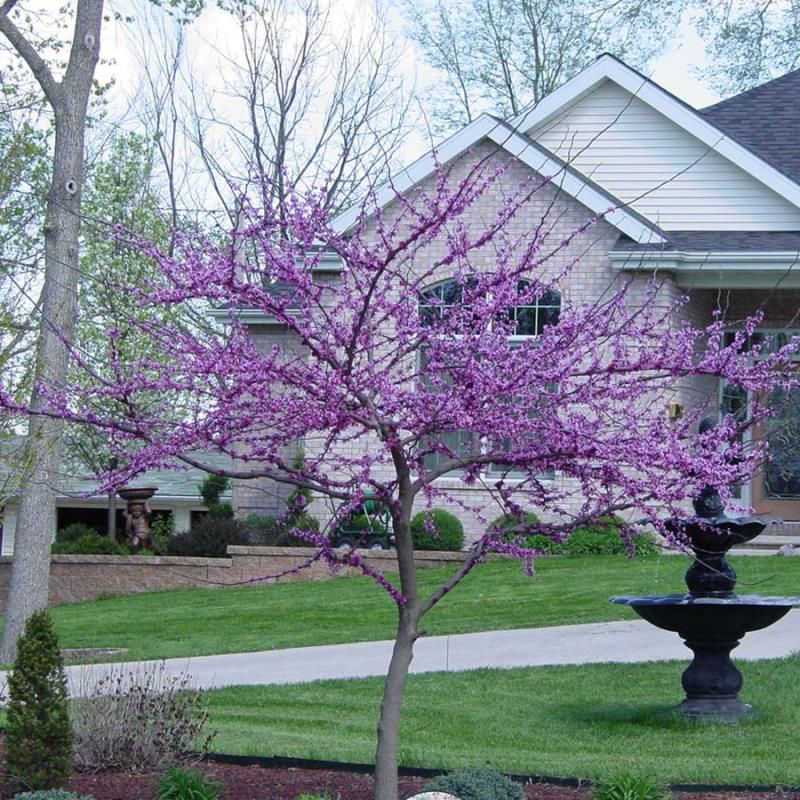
[418,277,561,478]
[419,278,561,335]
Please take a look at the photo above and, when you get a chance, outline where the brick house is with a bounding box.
[217,53,800,545]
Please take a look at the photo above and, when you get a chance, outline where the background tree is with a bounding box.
[402,0,684,133]
[692,0,800,96]
[0,0,204,662]
[0,71,51,415]
[65,130,179,538]
[0,0,104,663]
[127,0,413,226]
[10,151,798,799]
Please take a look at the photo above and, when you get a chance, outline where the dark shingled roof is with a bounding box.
[613,230,800,253]
[700,68,800,185]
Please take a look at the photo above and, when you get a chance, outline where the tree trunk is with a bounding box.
[374,606,419,800]
[373,473,420,800]
[0,0,103,663]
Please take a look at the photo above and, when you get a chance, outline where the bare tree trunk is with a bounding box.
[374,607,419,800]
[0,0,103,663]
[373,464,421,800]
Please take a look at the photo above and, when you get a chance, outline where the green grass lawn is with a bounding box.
[27,554,800,662]
[206,654,800,785]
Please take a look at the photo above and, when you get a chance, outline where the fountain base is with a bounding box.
[611,594,798,722]
[677,697,753,723]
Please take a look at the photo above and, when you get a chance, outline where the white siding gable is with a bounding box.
[528,80,800,231]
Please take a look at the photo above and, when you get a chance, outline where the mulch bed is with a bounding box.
[68,760,800,800]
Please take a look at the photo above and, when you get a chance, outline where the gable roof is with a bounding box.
[509,53,800,216]
[700,68,800,185]
[333,113,666,244]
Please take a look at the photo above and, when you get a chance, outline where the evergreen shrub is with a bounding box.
[243,514,316,547]
[488,512,566,554]
[425,767,525,800]
[5,611,73,795]
[410,509,464,551]
[198,474,233,519]
[15,792,95,800]
[52,531,129,556]
[54,523,98,545]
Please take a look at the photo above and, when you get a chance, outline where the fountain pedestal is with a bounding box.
[618,594,795,721]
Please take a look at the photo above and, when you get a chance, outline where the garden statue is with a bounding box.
[118,487,157,552]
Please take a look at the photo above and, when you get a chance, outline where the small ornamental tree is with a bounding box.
[2,152,798,800]
[5,610,72,795]
[198,474,234,519]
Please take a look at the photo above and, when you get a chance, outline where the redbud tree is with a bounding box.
[6,146,798,800]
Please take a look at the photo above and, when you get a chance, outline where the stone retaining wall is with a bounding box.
[0,547,469,612]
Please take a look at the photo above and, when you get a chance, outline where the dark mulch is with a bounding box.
[68,761,800,800]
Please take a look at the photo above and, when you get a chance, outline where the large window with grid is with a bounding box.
[418,278,561,476]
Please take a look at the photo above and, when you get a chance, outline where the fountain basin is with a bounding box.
[611,594,799,638]
[666,516,775,553]
[612,595,800,722]
[118,486,158,501]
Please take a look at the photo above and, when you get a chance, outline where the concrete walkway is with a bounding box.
[30,608,800,698]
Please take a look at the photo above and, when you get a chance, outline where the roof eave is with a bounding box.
[609,248,800,289]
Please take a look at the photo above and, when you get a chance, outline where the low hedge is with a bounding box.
[166,517,250,558]
[565,517,658,557]
[487,513,657,556]
[52,524,130,556]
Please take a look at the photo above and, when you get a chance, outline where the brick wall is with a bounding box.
[0,547,469,612]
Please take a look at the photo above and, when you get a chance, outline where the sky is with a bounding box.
[101,0,724,155]
[649,15,720,109]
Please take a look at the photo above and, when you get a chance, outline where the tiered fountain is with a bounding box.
[612,425,800,722]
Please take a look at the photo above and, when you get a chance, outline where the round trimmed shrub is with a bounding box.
[425,767,525,800]
[411,508,464,551]
[488,511,540,533]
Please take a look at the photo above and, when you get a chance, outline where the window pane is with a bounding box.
[538,303,560,331]
[440,281,464,305]
[514,306,538,336]
[423,430,475,473]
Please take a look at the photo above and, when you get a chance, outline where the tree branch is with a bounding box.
[0,8,60,108]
